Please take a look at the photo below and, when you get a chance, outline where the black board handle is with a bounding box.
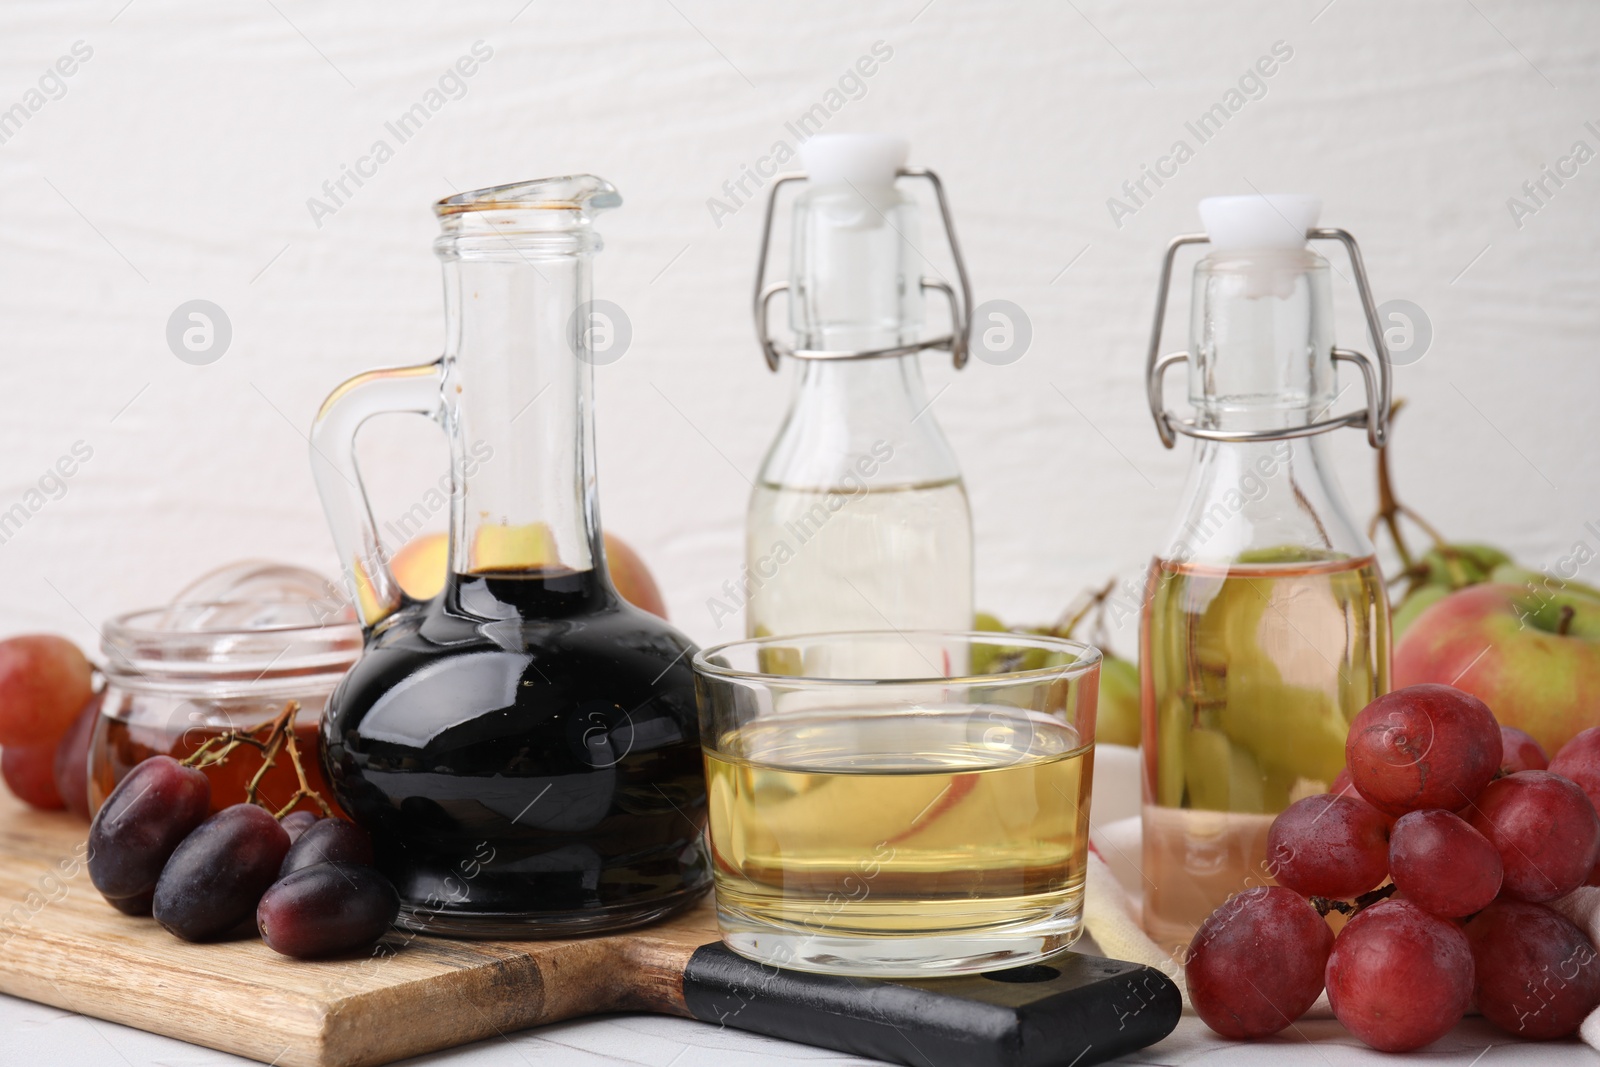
[681,944,1181,1067]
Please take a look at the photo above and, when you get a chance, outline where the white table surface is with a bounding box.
[5,989,1599,1066]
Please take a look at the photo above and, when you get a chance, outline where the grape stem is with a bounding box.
[1309,896,1352,917]
[179,702,335,819]
[988,578,1121,675]
[276,721,334,819]
[1050,578,1119,654]
[1310,882,1397,918]
[1352,883,1397,912]
[1366,399,1451,596]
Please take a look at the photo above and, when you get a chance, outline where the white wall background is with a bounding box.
[2,0,1597,658]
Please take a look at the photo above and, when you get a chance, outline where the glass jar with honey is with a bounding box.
[89,586,361,816]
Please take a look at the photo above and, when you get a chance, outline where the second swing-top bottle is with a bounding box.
[743,134,975,661]
[1138,194,1394,952]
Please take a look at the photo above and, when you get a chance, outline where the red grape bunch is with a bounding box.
[1187,683,1600,1052]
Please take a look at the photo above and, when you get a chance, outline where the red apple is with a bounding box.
[602,534,668,620]
[0,634,94,747]
[1395,583,1600,756]
[2,742,63,809]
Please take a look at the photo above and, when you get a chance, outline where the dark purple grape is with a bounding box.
[258,863,399,959]
[88,755,211,907]
[279,811,318,843]
[279,818,373,878]
[152,804,290,942]
[107,891,154,917]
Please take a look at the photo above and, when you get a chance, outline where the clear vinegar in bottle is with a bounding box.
[742,135,975,662]
[1137,195,1393,953]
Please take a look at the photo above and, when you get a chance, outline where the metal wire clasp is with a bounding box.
[1144,228,1392,450]
[752,168,974,372]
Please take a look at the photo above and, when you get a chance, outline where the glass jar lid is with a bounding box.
[102,599,361,684]
[100,561,361,692]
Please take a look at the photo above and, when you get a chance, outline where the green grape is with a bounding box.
[1489,562,1600,600]
[1419,543,1511,589]
[1185,727,1270,813]
[969,612,1006,674]
[1096,655,1141,747]
[1218,668,1347,786]
[1155,696,1188,807]
[757,645,803,676]
[1234,544,1337,566]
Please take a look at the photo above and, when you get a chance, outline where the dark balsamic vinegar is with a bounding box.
[321,567,710,937]
[309,176,708,938]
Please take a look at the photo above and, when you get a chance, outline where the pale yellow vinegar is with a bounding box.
[1140,553,1389,952]
[705,706,1093,936]
[745,479,973,641]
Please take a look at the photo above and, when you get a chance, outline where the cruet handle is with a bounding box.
[309,360,446,627]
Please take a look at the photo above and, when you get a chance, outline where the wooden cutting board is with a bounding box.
[0,788,718,1067]
[0,787,1182,1067]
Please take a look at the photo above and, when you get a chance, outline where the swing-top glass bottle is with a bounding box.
[743,134,975,657]
[1138,195,1394,952]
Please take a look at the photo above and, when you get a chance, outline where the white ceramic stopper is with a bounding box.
[1199,194,1322,252]
[800,133,908,189]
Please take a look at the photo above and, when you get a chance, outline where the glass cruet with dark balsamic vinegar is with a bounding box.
[1138,195,1394,954]
[744,134,974,658]
[309,176,709,937]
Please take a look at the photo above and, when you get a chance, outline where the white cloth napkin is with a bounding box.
[1546,888,1600,1048]
[1084,814,1600,1044]
[1084,820,1188,999]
